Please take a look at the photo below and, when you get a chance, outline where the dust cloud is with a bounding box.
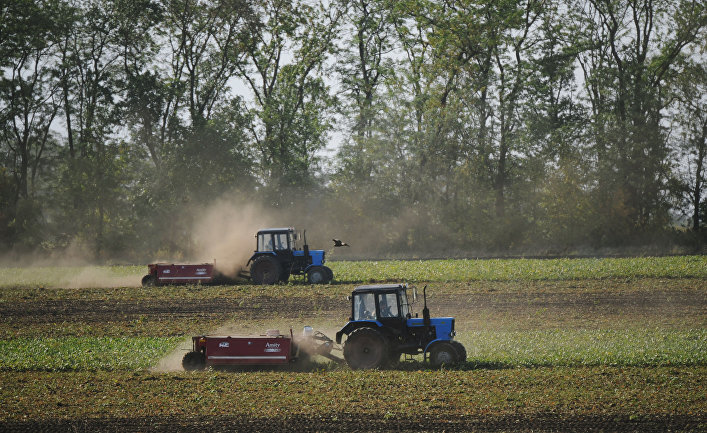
[65,267,141,288]
[151,321,344,372]
[188,200,276,277]
[150,337,194,372]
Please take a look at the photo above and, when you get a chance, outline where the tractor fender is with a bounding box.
[303,262,329,273]
[335,320,383,344]
[422,338,455,360]
[247,252,276,266]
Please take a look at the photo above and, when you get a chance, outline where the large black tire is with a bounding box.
[343,327,388,370]
[450,340,467,364]
[306,266,330,284]
[387,350,402,367]
[182,351,205,371]
[429,341,459,368]
[141,274,156,287]
[279,270,290,283]
[250,256,282,285]
[323,266,334,282]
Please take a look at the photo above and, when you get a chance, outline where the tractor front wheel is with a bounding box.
[429,342,460,368]
[450,341,467,364]
[307,266,331,284]
[323,266,334,282]
[250,256,282,285]
[182,351,205,371]
[343,327,388,370]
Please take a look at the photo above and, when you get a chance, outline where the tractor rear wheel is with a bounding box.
[279,270,290,283]
[429,342,459,368]
[343,327,388,370]
[250,256,282,285]
[141,274,156,287]
[450,341,467,364]
[182,351,205,371]
[307,266,330,284]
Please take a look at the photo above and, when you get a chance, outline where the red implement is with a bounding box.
[195,334,293,367]
[181,328,344,370]
[142,263,215,286]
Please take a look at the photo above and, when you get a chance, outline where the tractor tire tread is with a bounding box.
[250,256,283,285]
[343,327,388,370]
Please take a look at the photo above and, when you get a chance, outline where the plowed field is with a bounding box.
[1,270,705,432]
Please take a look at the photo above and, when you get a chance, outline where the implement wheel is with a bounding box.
[343,327,387,370]
[182,351,205,371]
[141,274,156,287]
[429,342,459,368]
[250,256,282,285]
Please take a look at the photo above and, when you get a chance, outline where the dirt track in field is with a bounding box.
[2,413,706,432]
[2,287,704,328]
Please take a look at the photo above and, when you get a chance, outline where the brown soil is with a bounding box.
[2,289,703,328]
[2,413,705,432]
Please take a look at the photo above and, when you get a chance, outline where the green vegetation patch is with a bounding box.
[0,337,181,371]
[462,329,707,368]
[330,255,707,282]
[2,256,706,288]
[1,367,705,421]
[0,265,143,289]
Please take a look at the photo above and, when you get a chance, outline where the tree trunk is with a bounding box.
[693,122,706,231]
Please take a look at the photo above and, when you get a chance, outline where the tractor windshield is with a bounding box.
[353,293,376,320]
[257,234,273,251]
[378,293,399,318]
[257,231,293,252]
[273,233,289,250]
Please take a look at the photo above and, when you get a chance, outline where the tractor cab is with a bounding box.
[336,284,465,369]
[256,228,296,253]
[350,284,412,321]
[247,227,332,285]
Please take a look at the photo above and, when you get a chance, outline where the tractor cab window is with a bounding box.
[274,233,289,250]
[378,293,399,318]
[353,293,376,320]
[258,234,273,252]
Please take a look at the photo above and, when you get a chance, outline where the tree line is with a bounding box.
[1,0,705,261]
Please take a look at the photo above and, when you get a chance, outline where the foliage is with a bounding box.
[329,255,707,282]
[0,0,706,259]
[0,255,705,289]
[0,337,180,371]
[1,367,705,422]
[463,329,706,367]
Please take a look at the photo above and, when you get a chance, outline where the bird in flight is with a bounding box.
[333,238,350,247]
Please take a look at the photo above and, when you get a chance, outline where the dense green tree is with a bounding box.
[575,0,705,244]
[0,0,65,249]
[670,56,707,233]
[236,0,340,205]
[1,0,705,258]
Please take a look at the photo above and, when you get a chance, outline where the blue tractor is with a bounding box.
[335,284,466,369]
[247,228,333,285]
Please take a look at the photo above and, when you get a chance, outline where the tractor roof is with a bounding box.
[257,227,294,234]
[353,284,407,293]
